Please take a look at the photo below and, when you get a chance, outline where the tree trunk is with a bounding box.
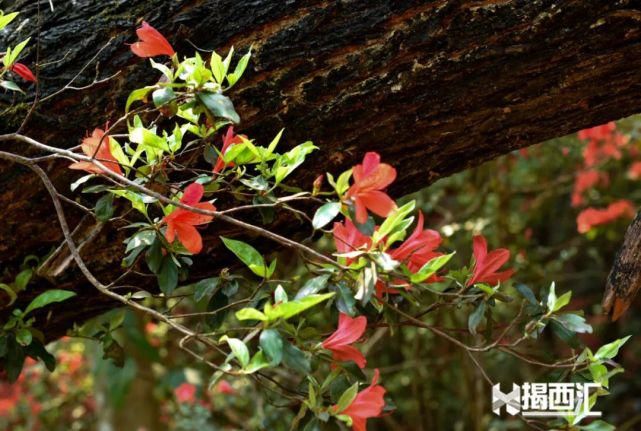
[2,0,641,338]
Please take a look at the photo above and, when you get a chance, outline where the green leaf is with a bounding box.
[5,336,25,382]
[515,284,538,305]
[595,335,631,361]
[0,12,19,31]
[25,339,55,372]
[110,189,150,217]
[95,193,115,221]
[209,50,227,84]
[197,92,240,123]
[553,290,572,312]
[468,301,486,335]
[145,238,163,273]
[152,87,176,107]
[259,329,284,366]
[546,282,557,312]
[333,282,356,315]
[220,237,275,278]
[554,313,593,334]
[125,86,155,113]
[70,174,95,192]
[266,128,284,156]
[150,59,174,81]
[355,264,376,305]
[371,201,415,245]
[221,336,250,367]
[4,38,30,68]
[0,80,23,93]
[205,290,229,330]
[272,141,318,184]
[14,269,32,291]
[157,257,178,295]
[16,328,32,347]
[589,362,608,386]
[235,307,268,321]
[409,252,455,283]
[548,319,580,348]
[125,230,156,254]
[578,420,616,431]
[265,292,335,322]
[334,169,353,196]
[108,138,130,172]
[0,283,17,305]
[193,277,221,302]
[282,341,311,374]
[335,382,359,413]
[25,289,76,315]
[226,48,252,88]
[129,124,170,152]
[274,285,288,303]
[312,202,341,229]
[295,275,330,300]
[243,350,271,374]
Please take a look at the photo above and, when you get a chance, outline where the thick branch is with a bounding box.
[3,0,641,336]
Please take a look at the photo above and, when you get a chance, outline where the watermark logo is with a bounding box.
[492,382,601,418]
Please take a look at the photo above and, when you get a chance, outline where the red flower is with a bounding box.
[130,21,175,58]
[336,369,386,431]
[216,380,235,395]
[213,126,244,173]
[174,383,196,404]
[322,313,367,368]
[333,218,372,264]
[376,212,443,298]
[69,128,122,175]
[576,200,635,233]
[578,123,628,167]
[628,161,641,180]
[163,183,215,254]
[346,152,397,224]
[578,122,616,142]
[389,212,442,273]
[9,62,36,82]
[0,380,21,415]
[466,235,515,287]
[571,170,607,207]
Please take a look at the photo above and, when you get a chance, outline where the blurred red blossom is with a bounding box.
[576,200,635,233]
[628,161,641,180]
[174,383,197,404]
[216,380,235,395]
[571,170,608,207]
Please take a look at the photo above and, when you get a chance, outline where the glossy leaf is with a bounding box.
[221,336,250,367]
[312,202,341,230]
[220,237,276,278]
[259,329,284,366]
[25,289,77,315]
[265,292,335,322]
[197,92,240,124]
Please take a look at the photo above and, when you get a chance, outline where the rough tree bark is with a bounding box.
[2,0,641,338]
